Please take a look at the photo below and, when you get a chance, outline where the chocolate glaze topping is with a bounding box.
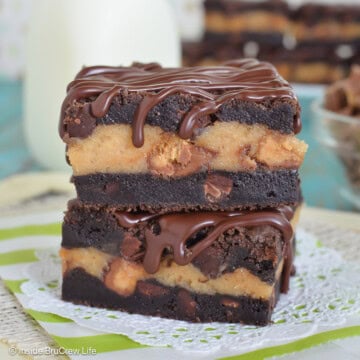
[115,207,294,293]
[60,59,300,146]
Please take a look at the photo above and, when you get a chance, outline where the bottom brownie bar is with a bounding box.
[60,202,300,324]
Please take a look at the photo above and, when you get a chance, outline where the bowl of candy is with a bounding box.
[313,66,360,209]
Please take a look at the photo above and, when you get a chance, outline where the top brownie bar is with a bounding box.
[60,60,306,212]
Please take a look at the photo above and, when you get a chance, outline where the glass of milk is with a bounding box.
[24,0,180,171]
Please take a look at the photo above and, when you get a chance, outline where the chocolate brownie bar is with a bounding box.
[60,60,306,211]
[183,0,360,84]
[293,3,360,41]
[205,0,290,36]
[183,38,358,84]
[60,201,299,324]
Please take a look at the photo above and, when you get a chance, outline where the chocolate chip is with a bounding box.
[137,281,170,297]
[192,246,224,279]
[177,289,197,320]
[221,298,240,308]
[104,182,120,194]
[65,103,96,138]
[226,309,235,322]
[204,174,233,202]
[120,233,143,261]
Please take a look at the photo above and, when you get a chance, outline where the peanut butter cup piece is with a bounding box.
[204,174,233,202]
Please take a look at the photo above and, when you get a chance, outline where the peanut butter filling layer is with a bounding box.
[67,123,307,176]
[206,11,288,33]
[60,247,283,300]
[206,13,360,40]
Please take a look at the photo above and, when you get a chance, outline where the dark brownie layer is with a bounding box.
[62,201,294,283]
[64,93,298,139]
[205,0,289,14]
[205,0,360,23]
[292,4,360,24]
[73,170,300,212]
[204,31,285,46]
[62,268,279,325]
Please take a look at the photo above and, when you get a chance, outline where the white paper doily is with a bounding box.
[21,228,360,352]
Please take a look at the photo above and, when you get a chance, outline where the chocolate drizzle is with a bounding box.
[60,59,300,145]
[115,207,294,293]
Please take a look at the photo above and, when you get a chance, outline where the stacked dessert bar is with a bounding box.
[59,59,307,325]
[205,0,289,39]
[288,2,360,83]
[183,0,360,84]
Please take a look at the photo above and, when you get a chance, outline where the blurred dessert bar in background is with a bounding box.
[183,0,360,83]
[293,3,360,41]
[205,0,290,38]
